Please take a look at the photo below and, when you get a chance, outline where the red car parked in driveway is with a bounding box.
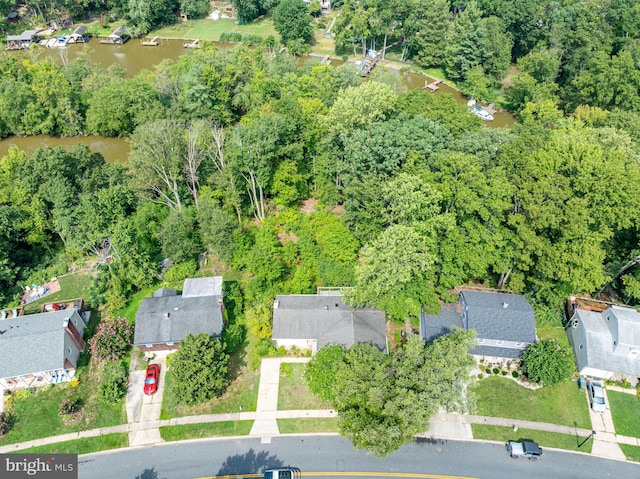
[144,364,160,395]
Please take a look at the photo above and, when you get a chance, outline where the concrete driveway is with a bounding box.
[126,352,169,447]
[586,385,626,460]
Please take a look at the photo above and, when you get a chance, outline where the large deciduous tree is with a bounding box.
[347,224,439,319]
[274,0,314,48]
[170,333,231,405]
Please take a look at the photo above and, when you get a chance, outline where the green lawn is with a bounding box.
[160,341,260,419]
[277,418,339,434]
[159,420,253,441]
[619,444,640,462]
[23,271,94,314]
[536,323,570,347]
[471,425,593,453]
[11,433,129,455]
[0,359,127,445]
[152,18,279,42]
[470,376,591,428]
[607,390,640,438]
[278,363,332,410]
[113,284,158,323]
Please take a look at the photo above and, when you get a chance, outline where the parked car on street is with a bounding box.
[506,440,542,460]
[144,363,160,395]
[263,468,301,479]
[587,381,607,413]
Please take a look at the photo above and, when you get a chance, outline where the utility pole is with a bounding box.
[578,430,596,448]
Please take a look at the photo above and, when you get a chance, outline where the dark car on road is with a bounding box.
[144,364,160,395]
[506,440,543,460]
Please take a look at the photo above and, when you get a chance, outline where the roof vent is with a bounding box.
[273,300,280,309]
[173,307,179,311]
[324,304,329,310]
[164,312,170,319]
[502,302,509,309]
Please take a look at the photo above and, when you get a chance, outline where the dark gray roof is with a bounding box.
[110,26,126,38]
[153,288,178,298]
[272,295,386,350]
[460,290,536,343]
[134,295,223,345]
[0,310,83,378]
[182,276,223,298]
[71,25,87,36]
[471,345,523,359]
[420,302,464,342]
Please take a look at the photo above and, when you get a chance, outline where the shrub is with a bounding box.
[512,371,519,378]
[163,261,197,286]
[485,368,491,375]
[492,368,500,375]
[89,316,133,362]
[281,363,293,377]
[501,371,507,376]
[220,32,242,42]
[222,324,246,354]
[242,34,263,45]
[98,361,128,404]
[477,373,484,379]
[521,339,575,386]
[0,412,13,436]
[58,399,78,417]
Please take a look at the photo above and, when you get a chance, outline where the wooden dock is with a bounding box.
[141,36,159,46]
[361,52,381,77]
[320,55,331,65]
[424,79,443,92]
[184,39,200,48]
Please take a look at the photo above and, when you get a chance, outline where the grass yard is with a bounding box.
[0,357,127,446]
[277,418,339,434]
[160,341,260,419]
[470,376,591,428]
[23,271,94,314]
[12,433,129,455]
[152,18,279,42]
[607,390,640,438]
[277,363,332,410]
[619,444,640,462]
[159,420,253,441]
[536,323,570,347]
[471,425,593,453]
[113,284,158,323]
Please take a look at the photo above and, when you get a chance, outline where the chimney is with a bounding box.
[502,302,509,309]
[63,317,84,351]
[164,312,170,319]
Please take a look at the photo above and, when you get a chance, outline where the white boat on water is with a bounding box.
[46,37,57,48]
[472,106,494,121]
[57,35,69,47]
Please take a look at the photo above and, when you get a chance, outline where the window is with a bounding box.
[166,342,174,346]
[73,317,78,325]
[496,340,504,345]
[67,347,72,354]
[613,340,617,346]
[477,339,485,344]
[145,344,153,348]
[515,342,524,347]
[579,344,584,350]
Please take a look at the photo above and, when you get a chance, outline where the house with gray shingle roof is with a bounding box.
[421,290,537,360]
[272,294,387,353]
[134,276,224,352]
[567,305,640,379]
[0,309,86,390]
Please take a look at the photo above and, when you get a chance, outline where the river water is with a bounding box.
[0,39,514,163]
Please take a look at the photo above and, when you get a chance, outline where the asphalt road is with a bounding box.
[78,436,640,479]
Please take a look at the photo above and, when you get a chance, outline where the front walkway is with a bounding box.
[249,357,310,438]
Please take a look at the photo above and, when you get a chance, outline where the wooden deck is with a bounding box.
[184,39,200,48]
[361,52,381,77]
[424,79,443,92]
[142,36,159,46]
